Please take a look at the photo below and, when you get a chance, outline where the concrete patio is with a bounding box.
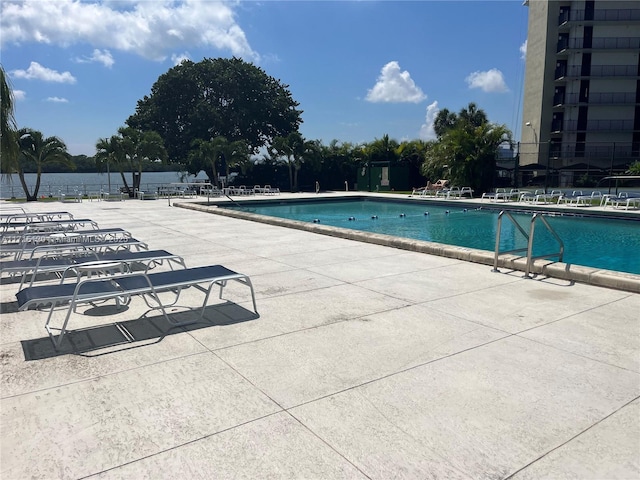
[1,195,638,479]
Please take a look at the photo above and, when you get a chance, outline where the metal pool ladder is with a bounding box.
[493,211,564,278]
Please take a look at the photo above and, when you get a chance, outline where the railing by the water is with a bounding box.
[493,211,565,278]
[0,183,171,200]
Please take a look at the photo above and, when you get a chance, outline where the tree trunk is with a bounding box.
[17,170,37,201]
[133,171,141,194]
[119,171,131,197]
[287,158,294,192]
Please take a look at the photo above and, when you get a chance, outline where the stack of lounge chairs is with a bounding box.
[1,208,258,352]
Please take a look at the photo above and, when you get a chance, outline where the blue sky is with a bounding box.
[1,1,529,156]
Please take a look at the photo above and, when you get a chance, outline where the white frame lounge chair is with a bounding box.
[1,248,185,289]
[0,227,130,245]
[16,263,258,350]
[481,188,506,202]
[604,193,640,210]
[557,190,583,205]
[5,237,148,261]
[1,212,76,232]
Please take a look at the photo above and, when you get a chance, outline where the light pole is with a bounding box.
[525,122,545,192]
[525,121,538,144]
[107,159,111,193]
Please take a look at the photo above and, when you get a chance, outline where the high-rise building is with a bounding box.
[521,0,640,182]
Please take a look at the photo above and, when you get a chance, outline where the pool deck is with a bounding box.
[1,194,639,479]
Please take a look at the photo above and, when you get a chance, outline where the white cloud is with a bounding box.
[465,68,509,93]
[11,62,77,84]
[0,0,258,62]
[14,90,26,101]
[171,52,191,66]
[76,49,115,68]
[46,97,69,103]
[520,40,527,60]
[419,101,439,140]
[366,61,427,103]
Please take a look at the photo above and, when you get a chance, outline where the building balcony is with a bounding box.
[557,37,640,53]
[560,119,636,132]
[563,64,639,78]
[559,8,640,25]
[554,92,638,106]
[552,145,637,161]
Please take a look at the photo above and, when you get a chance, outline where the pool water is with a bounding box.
[230,199,640,275]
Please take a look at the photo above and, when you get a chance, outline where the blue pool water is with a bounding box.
[229,199,640,275]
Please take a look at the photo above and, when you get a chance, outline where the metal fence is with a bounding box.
[498,141,638,189]
[0,182,169,200]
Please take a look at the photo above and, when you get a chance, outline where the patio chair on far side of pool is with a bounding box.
[605,193,640,210]
[557,190,584,205]
[460,187,474,198]
[411,181,433,197]
[481,188,506,202]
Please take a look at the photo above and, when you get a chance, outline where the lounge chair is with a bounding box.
[136,190,158,200]
[429,179,448,191]
[436,186,461,199]
[604,193,640,210]
[1,212,75,232]
[481,188,506,202]
[1,248,185,289]
[4,237,148,261]
[517,190,537,203]
[568,191,602,207]
[16,262,258,350]
[557,190,583,205]
[101,191,125,201]
[1,218,99,234]
[0,228,133,257]
[264,185,280,195]
[59,191,83,203]
[460,187,474,198]
[0,227,130,245]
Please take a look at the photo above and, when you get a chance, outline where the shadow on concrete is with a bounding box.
[21,302,259,361]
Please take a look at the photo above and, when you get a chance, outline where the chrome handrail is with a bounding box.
[525,213,564,277]
[493,210,564,277]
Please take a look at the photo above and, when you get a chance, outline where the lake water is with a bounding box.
[0,171,209,198]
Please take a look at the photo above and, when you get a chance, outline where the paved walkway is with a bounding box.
[1,196,639,479]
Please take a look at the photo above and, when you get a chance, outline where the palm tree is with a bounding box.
[365,134,400,163]
[120,127,167,195]
[458,102,487,129]
[17,128,73,201]
[96,127,167,197]
[270,132,317,192]
[188,136,226,186]
[422,106,511,194]
[95,135,128,192]
[222,139,251,179]
[1,66,19,174]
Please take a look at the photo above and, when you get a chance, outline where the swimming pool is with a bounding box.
[226,199,640,275]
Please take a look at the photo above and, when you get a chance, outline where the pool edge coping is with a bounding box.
[177,201,640,295]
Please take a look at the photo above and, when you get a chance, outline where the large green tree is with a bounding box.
[422,103,511,194]
[17,128,73,201]
[127,57,302,164]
